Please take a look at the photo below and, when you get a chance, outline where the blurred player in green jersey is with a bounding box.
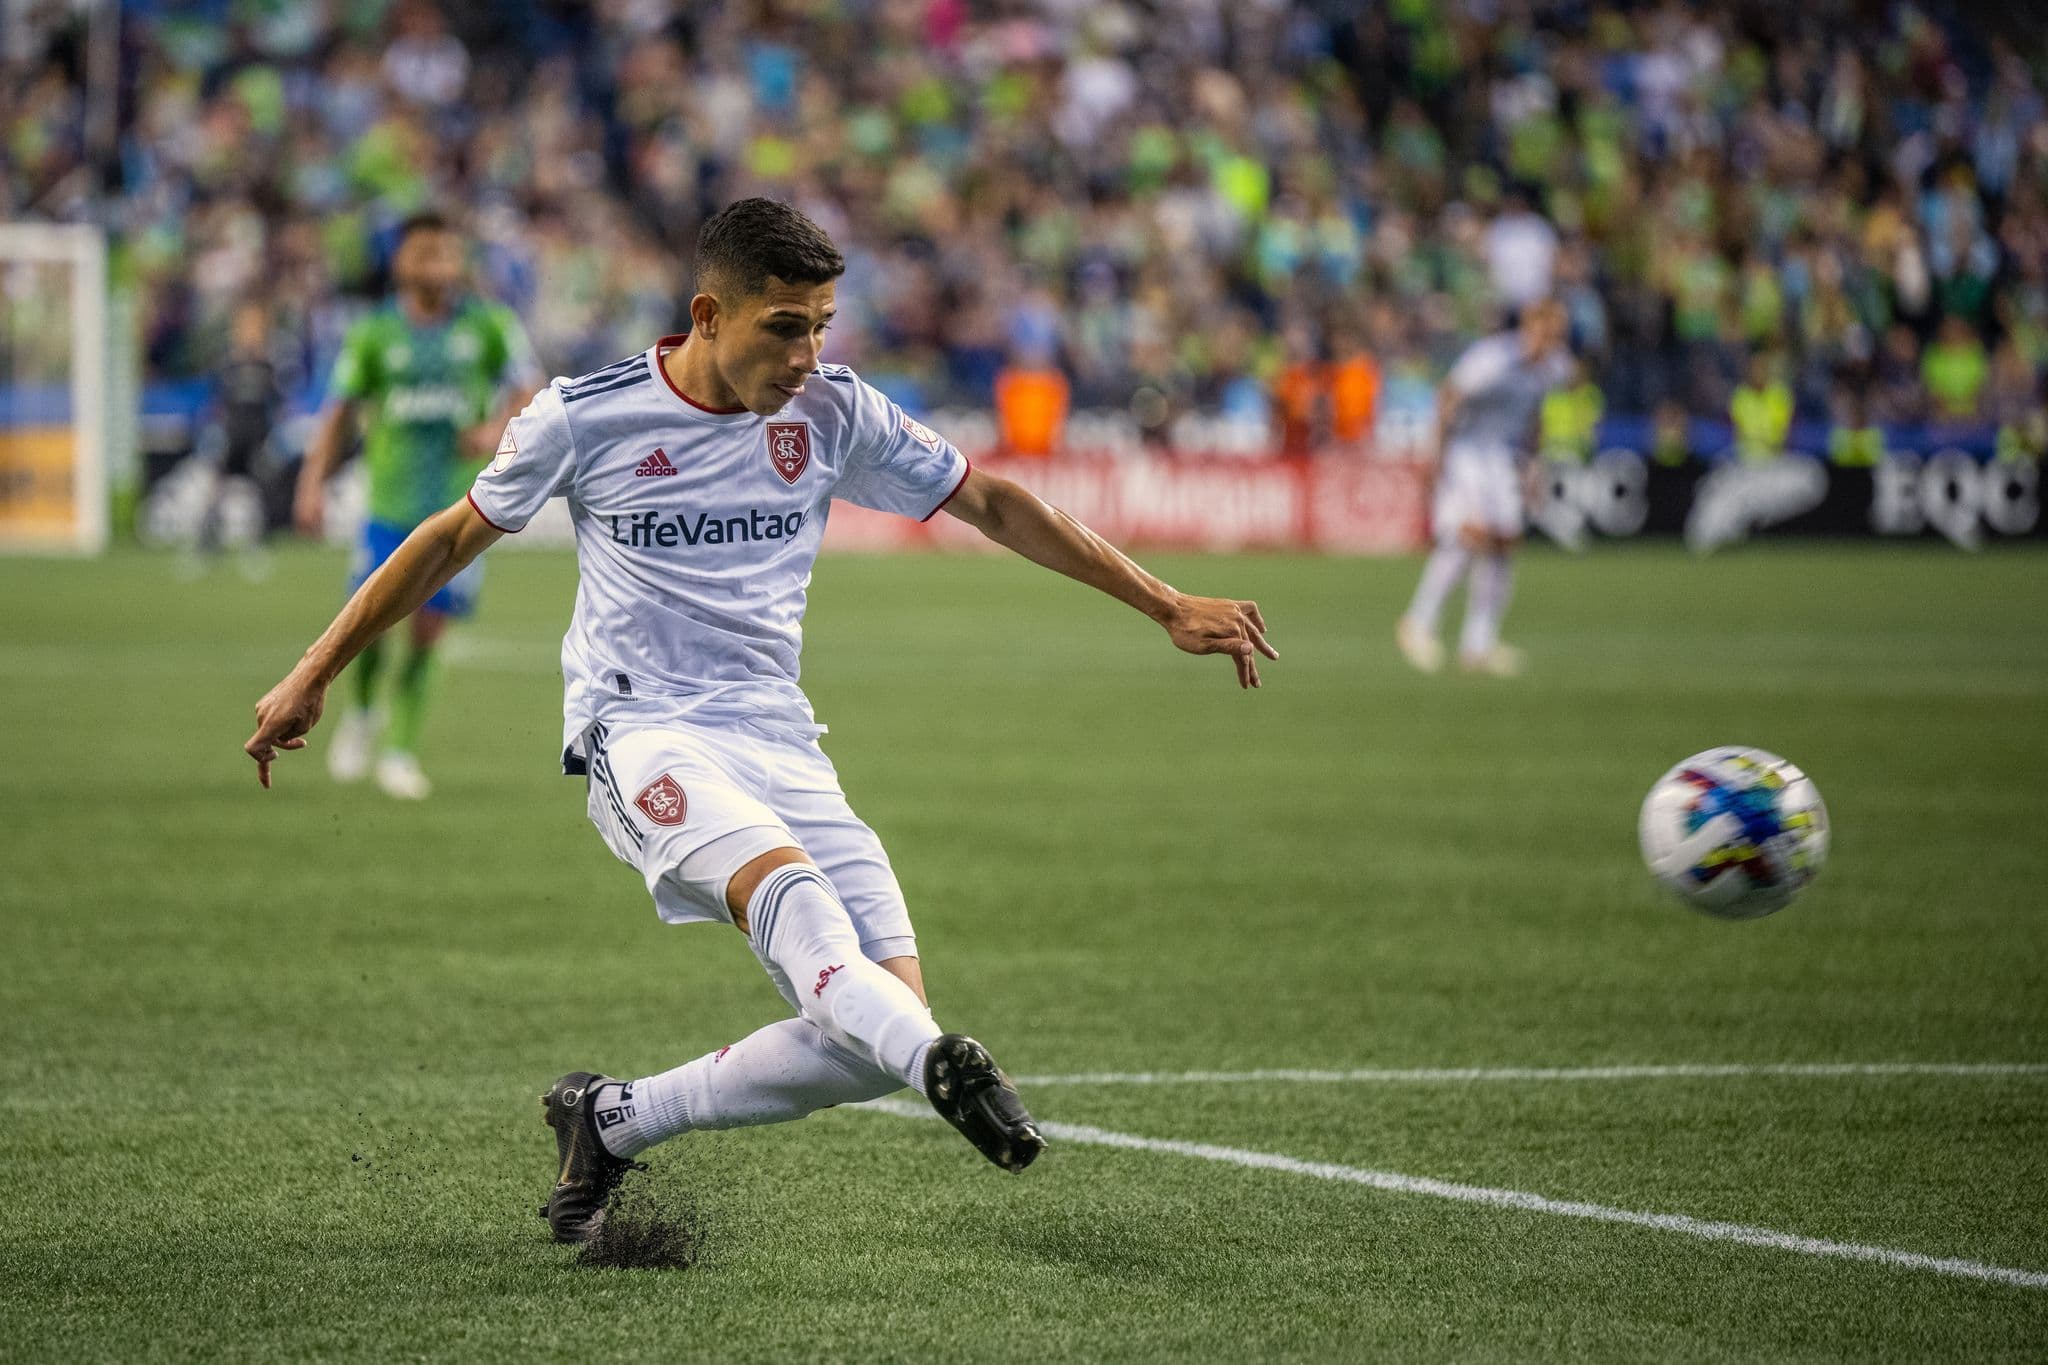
[294,212,541,799]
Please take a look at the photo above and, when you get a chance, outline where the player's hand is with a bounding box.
[245,668,326,789]
[293,482,324,539]
[1162,593,1278,689]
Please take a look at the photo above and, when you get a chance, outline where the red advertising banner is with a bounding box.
[823,457,1428,554]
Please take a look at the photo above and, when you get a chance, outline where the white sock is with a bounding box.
[748,864,942,1086]
[905,1040,934,1097]
[1459,552,1515,658]
[1405,544,1469,634]
[593,1017,902,1157]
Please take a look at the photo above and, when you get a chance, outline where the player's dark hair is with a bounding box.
[396,210,452,245]
[695,199,845,299]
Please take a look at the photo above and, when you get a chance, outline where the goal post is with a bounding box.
[0,222,110,554]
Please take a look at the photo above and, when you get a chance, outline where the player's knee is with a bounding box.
[872,950,927,1006]
[725,845,814,926]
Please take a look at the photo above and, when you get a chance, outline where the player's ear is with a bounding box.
[689,292,721,340]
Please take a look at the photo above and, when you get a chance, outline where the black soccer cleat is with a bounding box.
[538,1070,643,1243]
[922,1033,1045,1173]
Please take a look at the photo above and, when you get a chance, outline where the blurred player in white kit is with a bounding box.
[1398,298,1572,676]
[244,199,1277,1243]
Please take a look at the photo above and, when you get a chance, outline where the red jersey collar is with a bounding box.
[652,334,750,415]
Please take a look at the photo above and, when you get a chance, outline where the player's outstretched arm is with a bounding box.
[941,467,1276,688]
[244,498,503,787]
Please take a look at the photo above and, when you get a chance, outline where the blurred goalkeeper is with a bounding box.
[1398,298,1571,677]
[245,199,1276,1242]
[293,211,540,799]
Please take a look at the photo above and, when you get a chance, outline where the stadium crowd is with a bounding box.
[4,0,2045,458]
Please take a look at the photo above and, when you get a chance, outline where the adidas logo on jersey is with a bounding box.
[635,450,678,477]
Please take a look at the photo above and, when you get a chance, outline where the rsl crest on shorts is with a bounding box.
[634,773,687,826]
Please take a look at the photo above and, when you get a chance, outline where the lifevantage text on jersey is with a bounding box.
[608,506,809,548]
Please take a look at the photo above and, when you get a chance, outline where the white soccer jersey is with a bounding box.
[1442,332,1571,462]
[467,336,969,762]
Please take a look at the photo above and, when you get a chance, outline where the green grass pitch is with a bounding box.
[3,541,2045,1361]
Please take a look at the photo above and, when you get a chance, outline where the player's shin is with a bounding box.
[1406,544,1469,634]
[386,643,439,755]
[593,1018,898,1158]
[349,638,386,712]
[1459,552,1516,659]
[746,864,941,1088]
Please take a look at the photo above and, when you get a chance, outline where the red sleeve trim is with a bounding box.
[920,458,972,523]
[466,489,516,534]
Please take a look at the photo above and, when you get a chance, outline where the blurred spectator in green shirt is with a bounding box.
[1731,353,1794,462]
[1922,316,1989,422]
[1650,400,1692,467]
[1827,385,1886,467]
[1540,359,1603,463]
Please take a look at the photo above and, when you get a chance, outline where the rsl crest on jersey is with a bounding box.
[766,423,810,483]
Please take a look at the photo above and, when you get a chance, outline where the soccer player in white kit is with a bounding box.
[1398,299,1570,676]
[244,200,1278,1242]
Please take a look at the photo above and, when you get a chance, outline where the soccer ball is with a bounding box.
[1638,747,1829,918]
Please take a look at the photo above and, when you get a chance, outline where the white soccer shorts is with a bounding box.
[1432,450,1526,542]
[580,716,918,966]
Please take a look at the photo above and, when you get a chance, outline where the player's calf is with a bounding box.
[744,862,941,1080]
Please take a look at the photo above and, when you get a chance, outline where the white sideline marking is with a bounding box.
[1012,1062,2048,1087]
[857,1099,2048,1291]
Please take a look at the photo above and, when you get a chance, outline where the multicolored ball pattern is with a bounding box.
[1638,747,1829,918]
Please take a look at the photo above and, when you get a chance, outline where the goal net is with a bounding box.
[0,223,109,553]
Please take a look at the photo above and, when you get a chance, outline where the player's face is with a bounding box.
[1521,302,1566,357]
[714,277,836,416]
[393,229,466,307]
[230,305,268,356]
